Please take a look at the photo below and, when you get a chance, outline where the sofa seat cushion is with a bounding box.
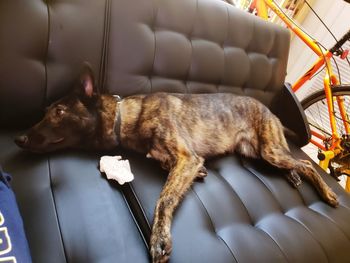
[1,135,350,262]
[0,130,149,263]
[122,143,350,263]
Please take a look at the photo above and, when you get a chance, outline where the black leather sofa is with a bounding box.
[1,0,350,262]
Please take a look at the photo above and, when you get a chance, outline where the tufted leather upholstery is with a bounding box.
[0,0,349,262]
[1,0,289,126]
[125,147,350,262]
[105,0,288,99]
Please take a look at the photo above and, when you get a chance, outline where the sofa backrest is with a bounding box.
[0,0,290,128]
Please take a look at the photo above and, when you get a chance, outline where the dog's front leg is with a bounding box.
[150,155,203,263]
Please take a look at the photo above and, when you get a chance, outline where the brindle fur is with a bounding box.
[15,65,339,263]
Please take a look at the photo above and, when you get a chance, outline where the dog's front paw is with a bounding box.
[150,231,172,263]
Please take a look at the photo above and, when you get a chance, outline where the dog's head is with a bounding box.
[15,64,100,153]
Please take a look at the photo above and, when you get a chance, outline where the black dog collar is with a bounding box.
[113,95,123,145]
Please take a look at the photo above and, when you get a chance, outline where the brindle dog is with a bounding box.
[15,65,339,263]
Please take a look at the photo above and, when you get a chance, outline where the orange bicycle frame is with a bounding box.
[250,0,350,146]
[250,0,350,191]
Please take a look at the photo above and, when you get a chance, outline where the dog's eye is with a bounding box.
[56,108,65,116]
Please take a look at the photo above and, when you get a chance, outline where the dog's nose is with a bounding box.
[14,135,28,147]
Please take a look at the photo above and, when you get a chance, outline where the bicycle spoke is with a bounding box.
[306,98,331,139]
[301,87,350,184]
[308,122,332,136]
[334,95,350,134]
[317,100,327,135]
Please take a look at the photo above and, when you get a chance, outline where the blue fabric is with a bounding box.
[0,167,32,263]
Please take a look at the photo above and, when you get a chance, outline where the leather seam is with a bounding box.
[47,157,68,262]
[214,158,290,262]
[128,182,152,230]
[243,154,350,259]
[121,182,151,247]
[212,160,254,225]
[284,209,333,262]
[150,2,160,94]
[184,0,198,93]
[219,3,231,91]
[43,1,51,107]
[242,158,323,262]
[308,204,350,241]
[120,184,150,249]
[242,159,295,211]
[99,0,111,92]
[190,186,239,263]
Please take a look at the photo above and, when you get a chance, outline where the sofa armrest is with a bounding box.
[271,83,311,147]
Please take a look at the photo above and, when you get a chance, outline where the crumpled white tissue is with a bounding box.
[99,156,134,185]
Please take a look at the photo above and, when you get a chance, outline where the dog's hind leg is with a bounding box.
[259,118,339,207]
[149,145,204,263]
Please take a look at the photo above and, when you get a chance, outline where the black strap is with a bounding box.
[114,95,122,145]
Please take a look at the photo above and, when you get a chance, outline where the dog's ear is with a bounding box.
[76,62,96,98]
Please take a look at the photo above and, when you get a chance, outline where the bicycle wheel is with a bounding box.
[301,85,350,186]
